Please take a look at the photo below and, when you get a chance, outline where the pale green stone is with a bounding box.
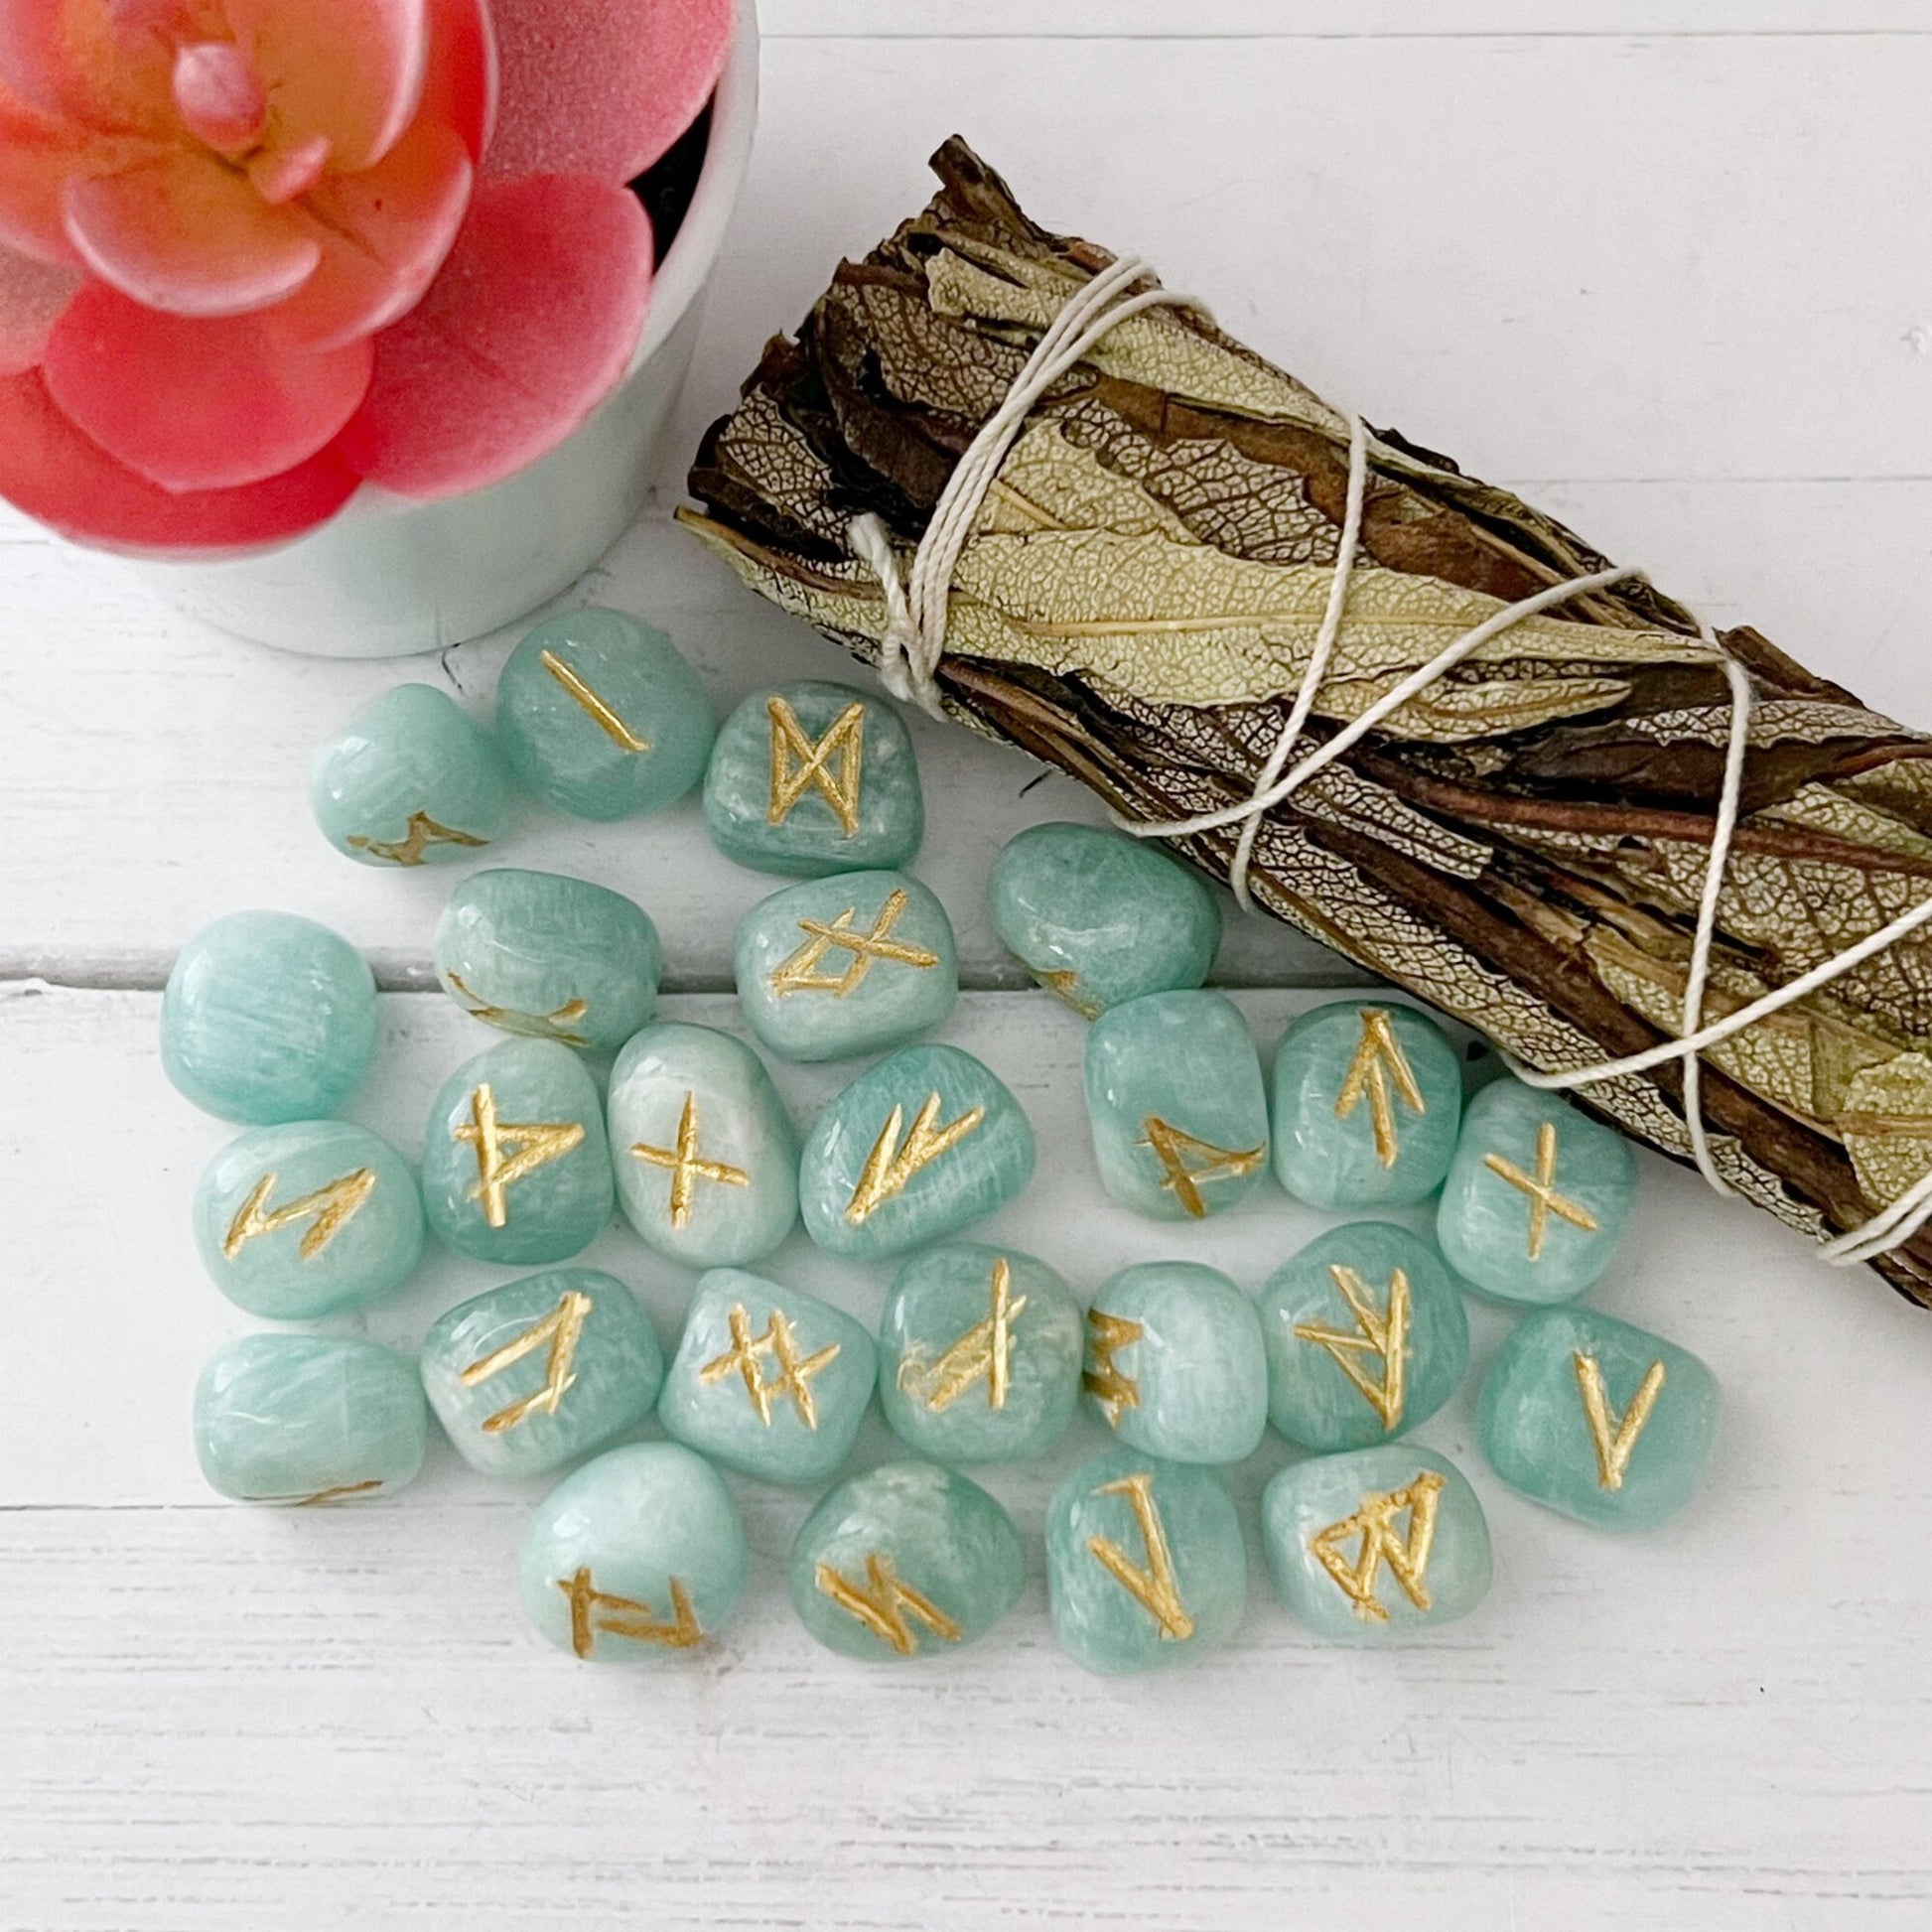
[1272,1000,1463,1207]
[798,1044,1035,1259]
[989,821,1220,1017]
[193,1120,423,1319]
[789,1460,1025,1661]
[1262,1446,1492,1642]
[608,1022,798,1267]
[419,1268,662,1478]
[1437,1078,1636,1304]
[735,869,957,1063]
[1478,1306,1720,1530]
[1082,1262,1267,1465]
[161,910,377,1124]
[1083,990,1269,1221]
[1260,1221,1469,1452]
[195,1334,427,1504]
[877,1243,1082,1463]
[310,683,510,867]
[496,608,716,821]
[519,1443,746,1662]
[704,679,923,878]
[657,1269,877,1486]
[434,868,659,1054]
[420,1037,614,1264]
[1045,1448,1246,1674]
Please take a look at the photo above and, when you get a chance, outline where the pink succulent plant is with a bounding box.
[0,0,733,549]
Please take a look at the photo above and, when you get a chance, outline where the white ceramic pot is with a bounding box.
[129,0,759,659]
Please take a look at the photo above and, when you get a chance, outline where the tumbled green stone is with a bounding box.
[193,1120,423,1319]
[1262,1445,1492,1642]
[1083,990,1270,1221]
[1272,1000,1463,1208]
[310,683,510,867]
[704,679,923,878]
[434,868,659,1054]
[789,1459,1025,1661]
[734,869,957,1063]
[519,1443,746,1662]
[877,1243,1082,1463]
[420,1036,614,1264]
[1045,1447,1246,1674]
[195,1334,427,1504]
[161,910,377,1124]
[989,821,1220,1017]
[496,607,715,821]
[1437,1078,1636,1304]
[656,1269,878,1486]
[607,1022,798,1267]
[419,1268,662,1478]
[798,1043,1036,1259]
[1082,1262,1267,1465]
[1478,1306,1720,1530]
[1260,1221,1469,1452]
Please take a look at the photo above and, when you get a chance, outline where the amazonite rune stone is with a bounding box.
[193,1120,423,1319]
[420,1268,662,1478]
[878,1244,1083,1463]
[608,1022,798,1267]
[519,1443,746,1661]
[790,1460,1025,1662]
[657,1269,877,1485]
[734,869,957,1063]
[1082,1263,1267,1465]
[704,679,923,878]
[434,868,659,1054]
[195,1334,427,1504]
[161,910,377,1124]
[798,1044,1036,1259]
[989,821,1220,1018]
[1479,1306,1720,1530]
[1272,1000,1462,1208]
[496,607,715,821]
[1260,1221,1469,1452]
[1438,1078,1636,1304]
[1083,989,1269,1221]
[1046,1448,1246,1674]
[311,683,510,867]
[1263,1446,1492,1642]
[420,1037,613,1264]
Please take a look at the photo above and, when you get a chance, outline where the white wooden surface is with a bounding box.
[7,7,1932,1926]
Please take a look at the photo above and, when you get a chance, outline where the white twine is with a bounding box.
[843,262,1932,1268]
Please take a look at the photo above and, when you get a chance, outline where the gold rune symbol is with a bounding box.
[845,1092,985,1224]
[221,1166,376,1262]
[1034,967,1101,1020]
[1335,1007,1428,1169]
[1082,1310,1145,1426]
[443,969,591,1047]
[768,694,866,834]
[242,1478,385,1506]
[1574,1351,1667,1491]
[1138,1115,1267,1218]
[459,1288,593,1434]
[557,1567,701,1657]
[452,1082,586,1228]
[898,1256,1027,1412]
[1293,1263,1412,1431]
[769,889,940,998]
[1311,1470,1448,1623]
[814,1553,963,1656]
[346,811,489,867]
[1086,1471,1194,1640]
[541,647,651,753]
[1483,1121,1598,1260]
[628,1091,750,1229]
[698,1304,840,1429]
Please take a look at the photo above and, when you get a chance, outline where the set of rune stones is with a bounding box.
[163,608,1720,1671]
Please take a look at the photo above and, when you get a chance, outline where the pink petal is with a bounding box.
[41,282,372,490]
[0,0,218,134]
[0,242,79,372]
[338,173,650,498]
[419,0,495,163]
[0,365,355,550]
[171,41,267,154]
[0,85,84,261]
[484,0,733,182]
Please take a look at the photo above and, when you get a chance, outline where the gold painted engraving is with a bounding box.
[628,1090,751,1229]
[459,1288,594,1434]
[814,1553,963,1656]
[897,1256,1026,1412]
[698,1304,840,1429]
[243,1478,385,1506]
[443,969,591,1048]
[452,1082,586,1228]
[1311,1469,1448,1623]
[540,647,651,753]
[769,889,940,998]
[1085,1471,1194,1640]
[845,1092,985,1224]
[1483,1121,1598,1260]
[1034,967,1101,1020]
[1335,1007,1428,1169]
[1082,1310,1145,1426]
[1573,1351,1667,1491]
[222,1166,376,1263]
[346,811,488,867]
[557,1567,701,1657]
[1138,1115,1267,1218]
[1292,1262,1412,1431]
[768,695,866,834]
